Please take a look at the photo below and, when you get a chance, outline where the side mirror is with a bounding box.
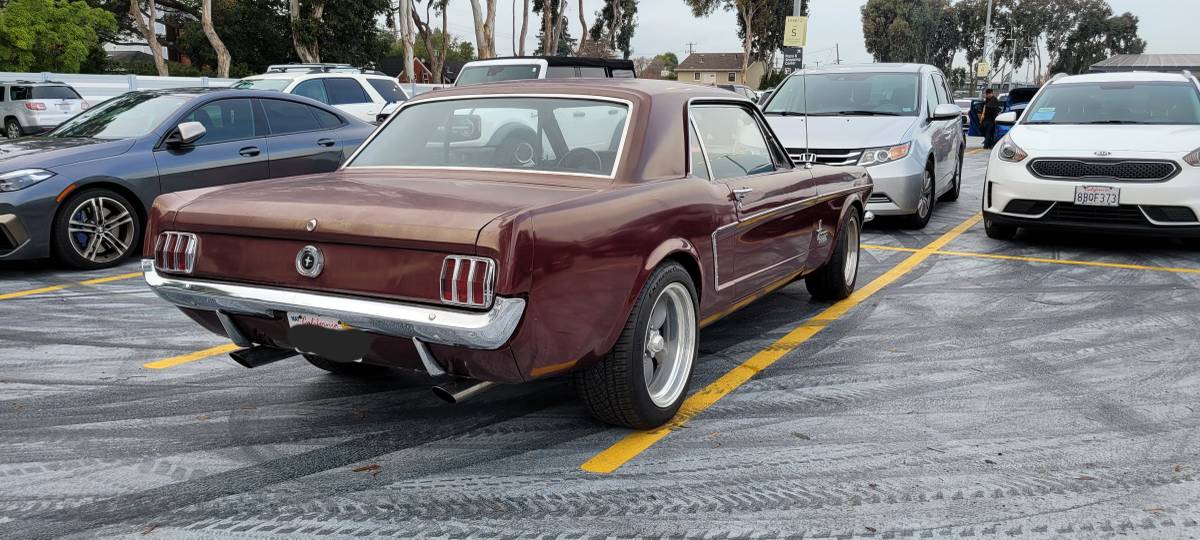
[166,121,206,146]
[996,111,1018,125]
[932,104,962,121]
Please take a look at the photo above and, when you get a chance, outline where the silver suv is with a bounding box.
[763,64,966,228]
[1,81,88,139]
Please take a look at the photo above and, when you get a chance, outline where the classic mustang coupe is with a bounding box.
[143,79,872,428]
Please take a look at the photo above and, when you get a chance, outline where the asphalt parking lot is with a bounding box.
[2,144,1200,539]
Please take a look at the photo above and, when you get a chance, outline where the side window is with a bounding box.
[933,74,949,104]
[546,66,577,78]
[324,78,371,105]
[925,75,939,116]
[261,99,321,134]
[690,105,776,180]
[693,72,700,81]
[10,86,30,101]
[0,86,5,102]
[688,120,710,180]
[612,69,635,79]
[179,99,255,144]
[367,79,406,103]
[578,66,606,78]
[292,79,328,104]
[310,106,343,129]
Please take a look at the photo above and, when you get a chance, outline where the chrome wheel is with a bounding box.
[916,170,933,219]
[843,215,860,287]
[643,282,697,408]
[67,196,136,264]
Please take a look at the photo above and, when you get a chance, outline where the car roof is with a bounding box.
[467,56,636,70]
[0,80,74,86]
[1052,71,1195,85]
[241,72,393,81]
[407,78,737,104]
[793,63,934,75]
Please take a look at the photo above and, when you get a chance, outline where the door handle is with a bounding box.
[731,187,754,202]
[238,146,261,157]
[317,138,335,147]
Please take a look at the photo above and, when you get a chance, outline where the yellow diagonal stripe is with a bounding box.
[0,271,141,300]
[580,213,983,474]
[143,343,240,370]
[862,245,1200,275]
[0,284,69,301]
[79,272,143,285]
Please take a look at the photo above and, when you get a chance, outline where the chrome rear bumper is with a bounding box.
[142,260,524,350]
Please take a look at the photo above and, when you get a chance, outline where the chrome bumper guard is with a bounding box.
[142,260,524,350]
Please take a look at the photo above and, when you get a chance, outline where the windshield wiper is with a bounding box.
[1086,120,1149,124]
[830,110,903,116]
[764,111,805,117]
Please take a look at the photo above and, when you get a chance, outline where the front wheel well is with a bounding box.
[50,181,147,238]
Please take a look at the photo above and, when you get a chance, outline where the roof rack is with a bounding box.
[1048,72,1070,84]
[1184,70,1197,82]
[266,63,360,74]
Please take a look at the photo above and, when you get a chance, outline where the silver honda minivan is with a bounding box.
[763,64,965,228]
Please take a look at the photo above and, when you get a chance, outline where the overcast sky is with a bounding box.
[441,0,1196,67]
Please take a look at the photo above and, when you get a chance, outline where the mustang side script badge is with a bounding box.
[295,245,324,278]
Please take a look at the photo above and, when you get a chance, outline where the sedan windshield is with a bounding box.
[455,64,541,87]
[765,72,920,117]
[1022,82,1200,125]
[48,93,190,139]
[231,78,291,91]
[349,97,629,177]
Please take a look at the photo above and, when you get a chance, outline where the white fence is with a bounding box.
[0,72,238,104]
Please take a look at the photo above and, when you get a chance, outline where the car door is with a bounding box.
[155,97,270,193]
[927,73,956,184]
[259,98,345,178]
[692,102,818,300]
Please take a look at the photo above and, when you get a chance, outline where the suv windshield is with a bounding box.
[231,78,292,91]
[30,86,82,100]
[349,97,629,177]
[48,93,190,139]
[765,72,920,117]
[455,64,542,87]
[1022,82,1200,125]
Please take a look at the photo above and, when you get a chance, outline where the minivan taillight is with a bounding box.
[439,256,496,308]
[24,102,45,111]
[154,232,198,274]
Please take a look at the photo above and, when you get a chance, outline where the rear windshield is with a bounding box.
[765,72,921,117]
[30,86,82,100]
[349,97,629,177]
[231,78,291,91]
[455,64,541,87]
[1022,82,1200,125]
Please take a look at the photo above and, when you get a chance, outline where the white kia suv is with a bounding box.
[232,64,407,123]
[983,71,1200,243]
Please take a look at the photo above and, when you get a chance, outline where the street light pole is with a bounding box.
[981,0,994,94]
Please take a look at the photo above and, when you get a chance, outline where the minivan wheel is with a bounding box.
[4,119,21,139]
[574,262,698,429]
[901,168,935,229]
[52,188,141,270]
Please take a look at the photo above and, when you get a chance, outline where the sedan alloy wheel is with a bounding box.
[66,195,137,265]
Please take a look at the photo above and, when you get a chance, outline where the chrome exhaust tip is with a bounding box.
[431,379,496,404]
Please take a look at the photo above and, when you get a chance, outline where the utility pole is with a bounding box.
[981,0,994,94]
[836,43,841,65]
[686,42,696,55]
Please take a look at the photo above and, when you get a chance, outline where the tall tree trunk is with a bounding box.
[289,0,323,63]
[548,0,567,55]
[399,0,417,84]
[575,0,587,55]
[200,0,230,78]
[411,2,445,84]
[438,3,449,83]
[130,0,168,76]
[738,2,754,76]
[469,0,497,59]
[608,0,621,51]
[519,0,530,56]
[541,1,551,55]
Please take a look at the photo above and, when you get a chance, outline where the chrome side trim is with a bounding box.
[711,186,868,291]
[143,261,524,350]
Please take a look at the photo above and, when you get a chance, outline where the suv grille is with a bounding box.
[788,148,863,167]
[1029,159,1179,182]
[1045,203,1147,225]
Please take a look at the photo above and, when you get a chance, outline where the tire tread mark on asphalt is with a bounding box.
[0,388,571,540]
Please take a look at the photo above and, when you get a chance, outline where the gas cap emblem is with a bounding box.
[295,245,324,278]
[306,218,318,232]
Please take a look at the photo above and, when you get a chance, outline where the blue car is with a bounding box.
[0,88,374,269]
[994,87,1040,140]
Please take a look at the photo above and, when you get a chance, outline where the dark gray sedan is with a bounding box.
[0,88,374,269]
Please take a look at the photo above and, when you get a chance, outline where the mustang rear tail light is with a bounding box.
[24,102,46,111]
[154,232,198,274]
[440,256,496,308]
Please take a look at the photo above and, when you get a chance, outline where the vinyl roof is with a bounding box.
[1090,54,1200,72]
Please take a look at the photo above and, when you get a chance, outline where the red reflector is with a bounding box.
[153,232,198,274]
[439,256,496,308]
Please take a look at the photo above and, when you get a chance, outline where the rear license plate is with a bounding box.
[1074,185,1120,207]
[287,313,348,331]
[57,103,71,111]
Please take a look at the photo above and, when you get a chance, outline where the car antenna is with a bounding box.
[800,68,814,170]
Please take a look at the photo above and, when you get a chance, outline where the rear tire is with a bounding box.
[52,188,141,270]
[901,167,935,229]
[573,262,698,429]
[984,216,1018,240]
[5,118,21,139]
[304,354,390,377]
[806,208,862,301]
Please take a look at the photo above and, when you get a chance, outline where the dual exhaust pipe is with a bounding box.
[228,344,495,404]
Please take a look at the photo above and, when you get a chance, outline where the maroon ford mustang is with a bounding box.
[143,79,872,429]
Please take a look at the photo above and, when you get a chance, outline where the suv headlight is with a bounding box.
[858,142,911,167]
[0,169,55,192]
[996,138,1028,163]
[1185,147,1200,167]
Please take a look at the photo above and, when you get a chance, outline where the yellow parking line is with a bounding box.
[580,213,984,474]
[143,343,240,370]
[0,271,142,300]
[966,148,988,156]
[863,245,1200,275]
